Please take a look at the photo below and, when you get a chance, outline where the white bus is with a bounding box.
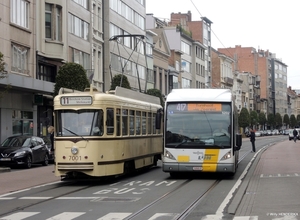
[53,86,163,178]
[157,89,242,177]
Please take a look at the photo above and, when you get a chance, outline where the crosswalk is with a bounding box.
[0,212,260,220]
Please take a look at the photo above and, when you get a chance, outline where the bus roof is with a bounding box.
[166,89,233,102]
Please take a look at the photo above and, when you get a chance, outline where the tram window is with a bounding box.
[116,108,121,136]
[122,109,128,135]
[142,112,146,135]
[147,112,152,134]
[152,113,156,134]
[129,110,135,135]
[136,111,141,135]
[106,108,114,135]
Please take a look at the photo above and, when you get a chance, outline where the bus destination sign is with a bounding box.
[187,103,221,111]
[60,96,93,105]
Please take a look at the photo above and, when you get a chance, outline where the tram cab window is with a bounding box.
[106,108,114,135]
[122,109,128,136]
[129,110,135,135]
[136,111,141,135]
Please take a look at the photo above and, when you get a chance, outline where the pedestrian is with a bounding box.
[293,128,298,143]
[249,128,256,152]
[48,126,54,151]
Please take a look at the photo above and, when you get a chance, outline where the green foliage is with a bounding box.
[0,51,11,98]
[283,114,290,126]
[258,112,267,128]
[274,113,282,128]
[297,115,300,126]
[54,62,90,97]
[267,113,275,128]
[290,114,297,128]
[238,108,250,128]
[250,110,258,127]
[110,74,131,90]
[146,88,164,107]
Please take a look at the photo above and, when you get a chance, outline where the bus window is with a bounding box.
[129,110,134,135]
[106,108,114,135]
[142,112,146,135]
[122,109,128,136]
[116,108,121,136]
[147,112,152,134]
[136,111,141,135]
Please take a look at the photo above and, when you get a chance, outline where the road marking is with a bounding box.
[0,212,39,220]
[45,212,85,220]
[19,197,52,200]
[97,212,131,220]
[148,213,179,219]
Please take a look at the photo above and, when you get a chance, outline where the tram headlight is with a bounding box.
[164,150,176,160]
[220,150,232,160]
[71,147,78,155]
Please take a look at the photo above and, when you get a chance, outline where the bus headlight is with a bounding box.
[221,151,232,160]
[164,150,176,160]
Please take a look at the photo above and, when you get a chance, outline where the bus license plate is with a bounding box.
[193,167,202,171]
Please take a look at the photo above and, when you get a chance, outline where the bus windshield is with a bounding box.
[56,109,104,137]
[165,103,231,148]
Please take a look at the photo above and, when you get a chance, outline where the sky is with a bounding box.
[146,0,300,89]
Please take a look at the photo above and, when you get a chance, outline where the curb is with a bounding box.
[0,167,11,173]
[227,144,272,214]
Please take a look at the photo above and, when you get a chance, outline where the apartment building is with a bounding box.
[218,45,287,117]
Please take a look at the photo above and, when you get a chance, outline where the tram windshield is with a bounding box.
[165,103,231,148]
[56,109,104,137]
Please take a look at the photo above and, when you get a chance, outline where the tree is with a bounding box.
[283,114,290,127]
[0,51,11,98]
[267,113,275,128]
[297,115,300,127]
[110,74,131,90]
[258,112,267,129]
[274,113,282,129]
[250,110,258,128]
[54,62,90,97]
[146,88,164,107]
[290,114,297,128]
[238,107,250,129]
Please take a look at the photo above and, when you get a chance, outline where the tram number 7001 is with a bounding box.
[69,156,81,161]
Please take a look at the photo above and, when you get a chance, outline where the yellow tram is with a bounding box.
[53,86,163,178]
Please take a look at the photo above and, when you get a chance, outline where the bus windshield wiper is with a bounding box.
[63,127,88,141]
[174,139,188,148]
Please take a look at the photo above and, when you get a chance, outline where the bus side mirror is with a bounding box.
[235,133,242,150]
[155,109,162,129]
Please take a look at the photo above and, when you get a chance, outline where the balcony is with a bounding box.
[224,77,233,85]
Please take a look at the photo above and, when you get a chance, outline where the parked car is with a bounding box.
[42,136,54,163]
[255,130,262,137]
[0,135,49,168]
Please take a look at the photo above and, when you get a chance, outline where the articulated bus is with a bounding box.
[53,86,163,178]
[157,89,242,177]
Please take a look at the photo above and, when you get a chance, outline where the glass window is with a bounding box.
[106,108,114,135]
[11,44,28,75]
[12,110,33,135]
[69,13,89,40]
[147,112,152,134]
[122,109,128,135]
[142,112,146,135]
[129,110,135,135]
[136,111,141,135]
[116,108,121,136]
[11,0,29,29]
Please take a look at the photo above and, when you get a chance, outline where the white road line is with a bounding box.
[0,197,15,200]
[0,212,39,220]
[55,197,99,200]
[97,212,132,220]
[45,212,85,220]
[19,197,52,200]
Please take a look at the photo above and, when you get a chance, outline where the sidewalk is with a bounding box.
[0,165,61,195]
[233,139,300,218]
